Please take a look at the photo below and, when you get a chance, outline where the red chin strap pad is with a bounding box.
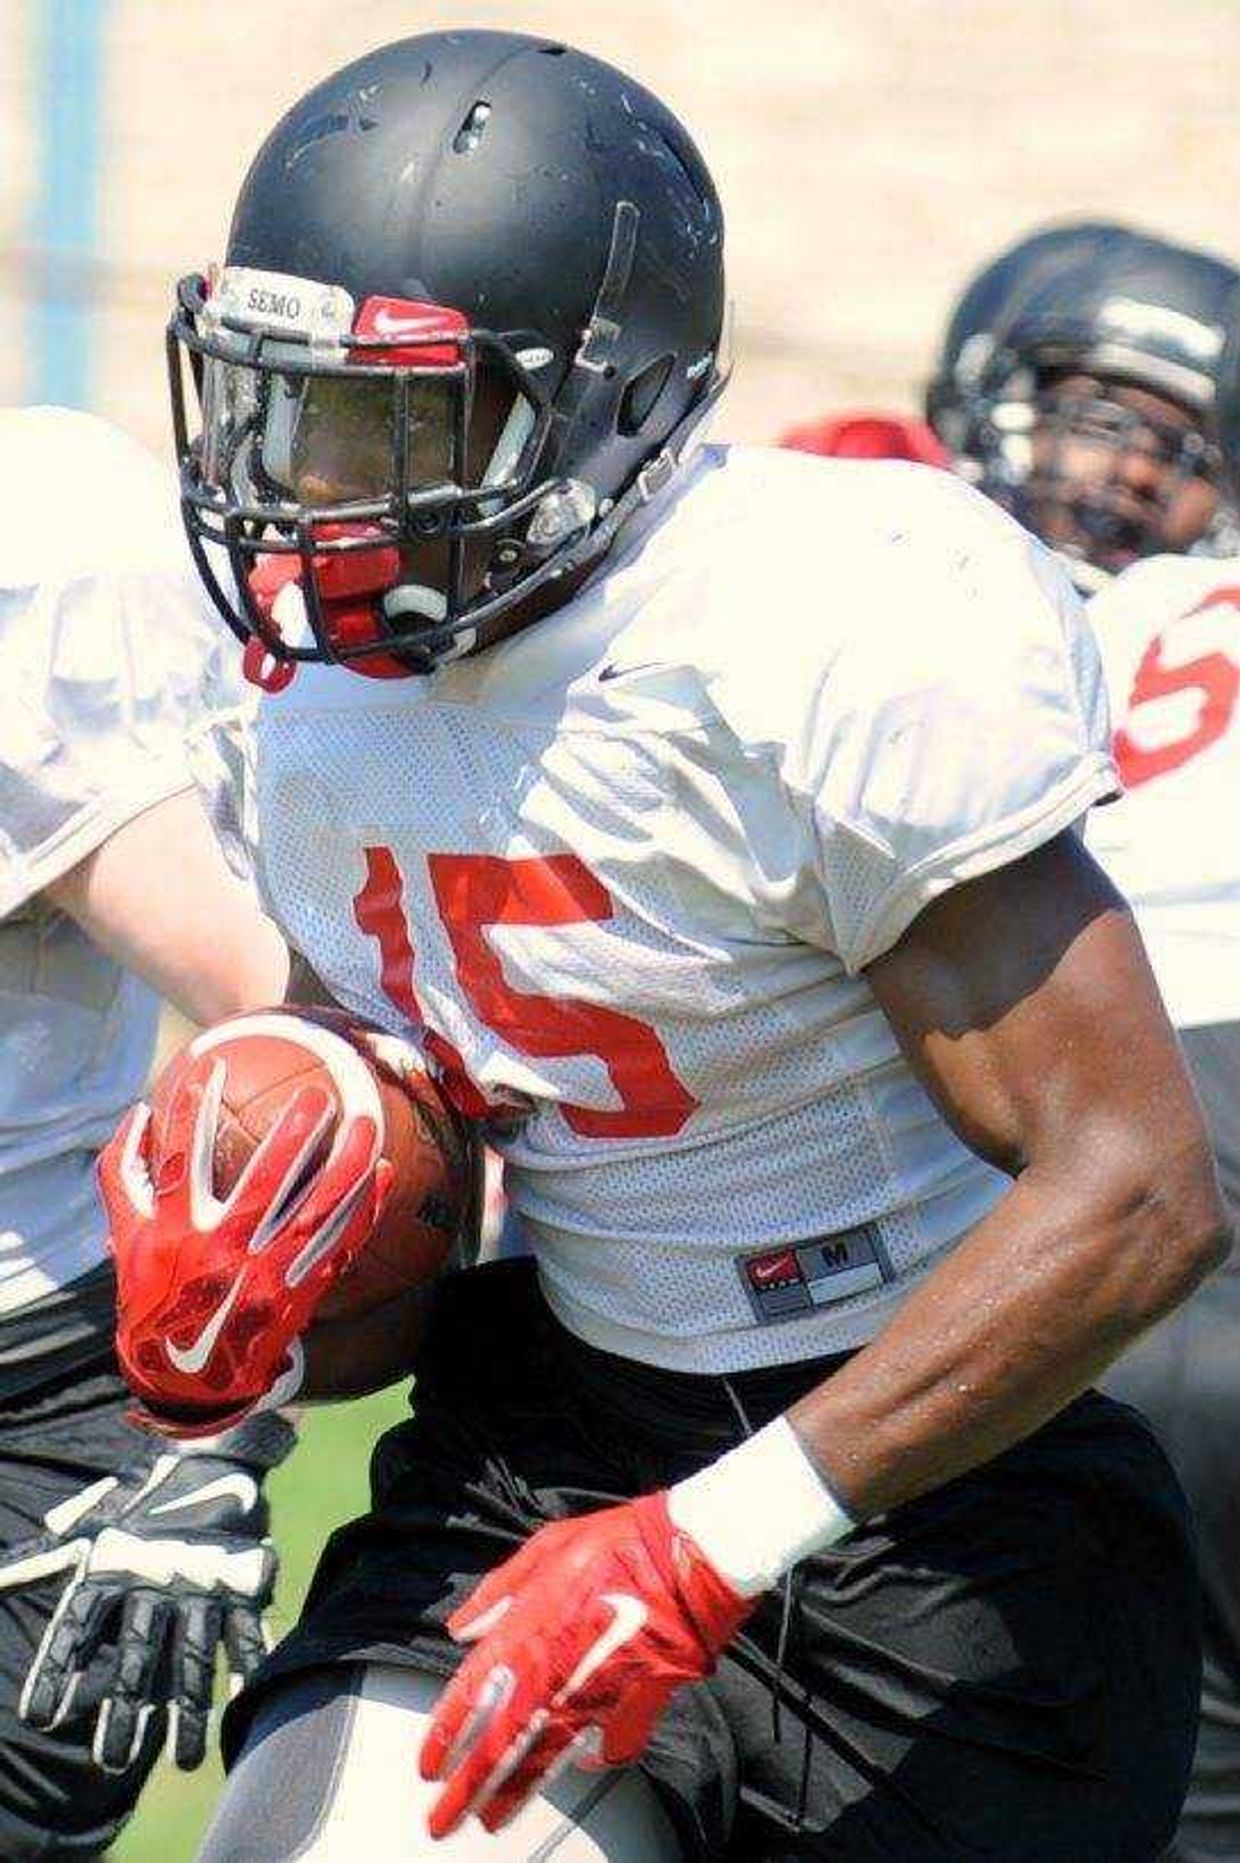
[246,524,412,683]
[781,410,951,467]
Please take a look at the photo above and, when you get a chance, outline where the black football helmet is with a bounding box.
[926,221,1239,578]
[168,31,726,682]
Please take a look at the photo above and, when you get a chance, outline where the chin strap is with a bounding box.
[422,369,728,666]
[242,637,298,693]
[245,525,411,686]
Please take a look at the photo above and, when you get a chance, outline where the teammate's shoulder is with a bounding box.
[0,406,183,587]
[1088,549,1240,622]
[0,410,229,725]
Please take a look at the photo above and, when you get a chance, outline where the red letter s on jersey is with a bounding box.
[1114,587,1240,789]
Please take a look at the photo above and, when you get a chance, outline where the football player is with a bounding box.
[0,406,292,1856]
[925,219,1240,586]
[116,34,1232,1861]
[922,223,1240,1863]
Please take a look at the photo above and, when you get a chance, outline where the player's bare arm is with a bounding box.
[415,832,1227,1844]
[45,787,288,1025]
[299,1287,437,1400]
[789,829,1230,1517]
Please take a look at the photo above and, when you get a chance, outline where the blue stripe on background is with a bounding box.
[30,0,110,407]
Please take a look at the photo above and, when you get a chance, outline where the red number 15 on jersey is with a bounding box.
[353,846,698,1140]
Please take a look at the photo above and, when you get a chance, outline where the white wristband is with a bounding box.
[667,1416,855,1597]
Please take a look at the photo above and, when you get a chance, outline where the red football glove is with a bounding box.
[419,1493,754,1839]
[98,1053,391,1436]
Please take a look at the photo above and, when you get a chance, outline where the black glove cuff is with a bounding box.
[180,1410,297,1473]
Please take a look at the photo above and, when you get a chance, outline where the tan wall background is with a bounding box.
[1,0,1239,455]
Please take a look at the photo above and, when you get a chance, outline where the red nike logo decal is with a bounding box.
[748,1250,801,1287]
[372,307,430,337]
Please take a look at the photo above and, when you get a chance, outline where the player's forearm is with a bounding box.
[787,1134,1229,1521]
[148,883,289,1026]
[46,789,288,1024]
[300,1286,433,1400]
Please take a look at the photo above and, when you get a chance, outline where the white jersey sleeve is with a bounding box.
[0,409,253,916]
[0,409,258,1312]
[705,468,1117,971]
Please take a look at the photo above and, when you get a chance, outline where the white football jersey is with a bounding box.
[0,407,254,1311]
[1086,553,1240,1030]
[255,445,1116,1372]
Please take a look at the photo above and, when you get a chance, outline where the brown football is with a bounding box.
[158,1004,475,1322]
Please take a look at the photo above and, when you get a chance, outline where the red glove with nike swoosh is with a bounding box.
[419,1494,754,1839]
[99,1051,391,1436]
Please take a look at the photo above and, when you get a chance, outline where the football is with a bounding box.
[149,1004,475,1322]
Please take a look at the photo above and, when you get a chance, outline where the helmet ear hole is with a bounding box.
[617,354,674,437]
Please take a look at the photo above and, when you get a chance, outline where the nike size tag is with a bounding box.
[737,1226,892,1324]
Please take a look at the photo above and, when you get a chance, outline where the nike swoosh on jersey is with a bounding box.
[597,661,664,683]
[559,1591,649,1701]
[749,1250,800,1287]
[165,1270,247,1376]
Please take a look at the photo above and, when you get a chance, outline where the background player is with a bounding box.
[114,34,1230,1860]
[924,219,1240,585]
[0,405,292,1857]
[789,219,1240,588]
[918,225,1240,1863]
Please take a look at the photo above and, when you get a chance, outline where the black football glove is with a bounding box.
[0,1411,294,1772]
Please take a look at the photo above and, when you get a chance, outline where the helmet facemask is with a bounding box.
[169,268,595,682]
[170,217,725,684]
[937,354,1230,581]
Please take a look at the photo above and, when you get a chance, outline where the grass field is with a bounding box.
[112,1383,412,1862]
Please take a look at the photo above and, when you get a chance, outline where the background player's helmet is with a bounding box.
[169,31,726,681]
[925,221,1239,577]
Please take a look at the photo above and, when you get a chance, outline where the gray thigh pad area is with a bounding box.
[197,1667,355,1863]
[197,1663,685,1863]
